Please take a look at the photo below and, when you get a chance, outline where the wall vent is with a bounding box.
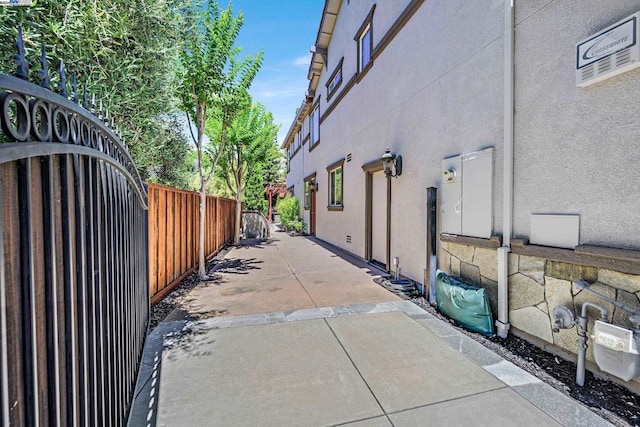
[576,12,640,87]
[346,235,352,243]
[346,153,352,162]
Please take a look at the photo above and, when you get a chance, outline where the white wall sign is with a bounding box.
[576,12,640,87]
[578,15,636,69]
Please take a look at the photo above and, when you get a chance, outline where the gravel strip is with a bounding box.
[148,245,232,331]
[410,297,639,427]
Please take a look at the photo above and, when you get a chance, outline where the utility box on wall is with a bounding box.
[441,147,494,238]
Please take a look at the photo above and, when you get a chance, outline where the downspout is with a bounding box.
[496,0,515,338]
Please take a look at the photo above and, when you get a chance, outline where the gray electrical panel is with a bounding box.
[441,156,462,235]
[441,147,494,238]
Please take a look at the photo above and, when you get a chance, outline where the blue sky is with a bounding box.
[231,1,324,145]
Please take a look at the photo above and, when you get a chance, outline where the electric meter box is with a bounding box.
[591,320,640,381]
[576,12,640,87]
[441,147,494,238]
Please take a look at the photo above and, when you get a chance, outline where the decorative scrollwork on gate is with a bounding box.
[0,26,146,207]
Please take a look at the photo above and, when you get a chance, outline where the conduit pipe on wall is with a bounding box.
[496,0,515,338]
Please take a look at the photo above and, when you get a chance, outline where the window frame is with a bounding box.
[354,5,376,75]
[295,128,302,153]
[326,57,344,100]
[309,101,320,151]
[359,24,372,71]
[326,158,345,211]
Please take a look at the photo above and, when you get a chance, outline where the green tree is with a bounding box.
[208,102,279,244]
[177,1,262,278]
[0,0,193,186]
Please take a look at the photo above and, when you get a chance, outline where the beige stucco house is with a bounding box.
[283,0,640,391]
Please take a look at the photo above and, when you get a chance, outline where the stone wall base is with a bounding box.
[439,240,640,389]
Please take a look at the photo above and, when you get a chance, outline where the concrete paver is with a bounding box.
[149,320,384,426]
[129,231,612,427]
[182,274,316,317]
[178,232,399,318]
[326,312,504,413]
[389,388,561,427]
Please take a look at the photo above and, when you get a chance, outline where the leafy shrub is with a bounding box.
[276,196,306,233]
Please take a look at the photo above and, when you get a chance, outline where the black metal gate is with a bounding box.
[0,29,149,426]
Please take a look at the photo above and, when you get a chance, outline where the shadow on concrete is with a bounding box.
[209,257,264,275]
[305,236,391,278]
[129,320,186,427]
[234,238,280,248]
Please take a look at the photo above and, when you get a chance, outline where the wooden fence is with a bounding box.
[147,183,236,305]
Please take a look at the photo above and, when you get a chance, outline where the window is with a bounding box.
[296,129,302,151]
[326,158,345,210]
[359,24,371,70]
[304,180,311,210]
[329,166,343,207]
[355,5,375,73]
[310,103,320,149]
[326,58,343,99]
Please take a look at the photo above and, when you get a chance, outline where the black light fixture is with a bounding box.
[381,147,402,178]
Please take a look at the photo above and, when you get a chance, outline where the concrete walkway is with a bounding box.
[129,231,611,427]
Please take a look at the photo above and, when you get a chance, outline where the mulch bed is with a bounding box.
[410,297,640,427]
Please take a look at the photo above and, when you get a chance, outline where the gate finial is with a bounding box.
[71,74,78,103]
[39,45,51,89]
[83,86,89,109]
[14,26,29,80]
[57,60,68,97]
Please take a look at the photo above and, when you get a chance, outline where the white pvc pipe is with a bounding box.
[497,0,515,338]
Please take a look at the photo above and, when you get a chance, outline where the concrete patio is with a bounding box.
[128,231,611,427]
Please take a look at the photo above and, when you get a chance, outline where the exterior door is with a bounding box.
[371,172,387,266]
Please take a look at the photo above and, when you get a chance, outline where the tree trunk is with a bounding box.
[233,168,242,245]
[199,180,208,279]
[197,105,208,280]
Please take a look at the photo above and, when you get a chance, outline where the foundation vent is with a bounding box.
[346,235,352,243]
[346,153,352,162]
[576,12,640,87]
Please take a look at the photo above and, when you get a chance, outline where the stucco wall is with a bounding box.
[513,1,640,249]
[305,0,505,283]
[288,0,640,280]
[285,115,313,229]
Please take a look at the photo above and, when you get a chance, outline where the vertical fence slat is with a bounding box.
[167,191,175,283]
[157,188,166,294]
[147,184,236,303]
[0,161,11,427]
[2,163,25,427]
[0,168,8,426]
[41,156,61,426]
